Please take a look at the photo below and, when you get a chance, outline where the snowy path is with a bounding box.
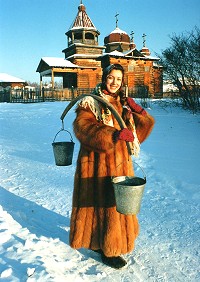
[0,101,200,281]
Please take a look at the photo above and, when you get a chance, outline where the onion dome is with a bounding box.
[104,27,130,45]
[140,47,151,56]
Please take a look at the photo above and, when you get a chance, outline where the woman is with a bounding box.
[70,64,154,269]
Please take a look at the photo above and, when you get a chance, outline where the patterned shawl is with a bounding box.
[78,84,140,157]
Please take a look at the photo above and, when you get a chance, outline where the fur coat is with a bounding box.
[70,89,155,257]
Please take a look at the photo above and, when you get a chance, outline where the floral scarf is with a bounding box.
[78,84,140,157]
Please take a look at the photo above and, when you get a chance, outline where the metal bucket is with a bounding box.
[112,163,146,215]
[52,129,74,166]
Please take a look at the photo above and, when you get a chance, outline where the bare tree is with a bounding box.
[159,26,200,112]
[26,81,40,88]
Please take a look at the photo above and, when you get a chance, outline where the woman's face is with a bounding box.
[105,69,123,94]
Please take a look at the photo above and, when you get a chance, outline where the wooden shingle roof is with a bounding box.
[70,2,97,30]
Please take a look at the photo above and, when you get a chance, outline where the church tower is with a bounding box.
[62,1,105,89]
[62,1,104,60]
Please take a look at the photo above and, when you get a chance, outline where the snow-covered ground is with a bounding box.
[0,100,199,282]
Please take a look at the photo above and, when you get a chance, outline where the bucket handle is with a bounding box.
[114,160,146,181]
[134,161,146,182]
[53,121,74,143]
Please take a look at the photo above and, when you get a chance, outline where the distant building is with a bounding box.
[163,80,179,97]
[0,73,26,89]
[36,1,163,97]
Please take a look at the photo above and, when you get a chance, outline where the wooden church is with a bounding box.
[36,1,163,97]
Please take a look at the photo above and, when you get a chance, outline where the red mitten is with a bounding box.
[113,128,134,142]
[127,97,147,116]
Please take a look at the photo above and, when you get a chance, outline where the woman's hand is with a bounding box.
[113,128,134,142]
[127,97,147,116]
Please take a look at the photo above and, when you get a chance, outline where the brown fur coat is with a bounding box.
[70,94,155,257]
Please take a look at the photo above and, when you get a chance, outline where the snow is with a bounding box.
[66,53,102,60]
[41,57,79,68]
[110,27,128,35]
[0,100,200,282]
[0,73,25,83]
[107,50,125,57]
[163,82,178,93]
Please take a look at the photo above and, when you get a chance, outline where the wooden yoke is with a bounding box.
[60,94,134,155]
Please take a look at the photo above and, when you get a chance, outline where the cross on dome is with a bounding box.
[115,12,119,28]
[142,33,147,47]
[130,31,134,42]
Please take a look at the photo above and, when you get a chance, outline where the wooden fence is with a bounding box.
[0,86,164,103]
[0,87,94,103]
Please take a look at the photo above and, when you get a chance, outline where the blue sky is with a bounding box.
[0,0,199,82]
